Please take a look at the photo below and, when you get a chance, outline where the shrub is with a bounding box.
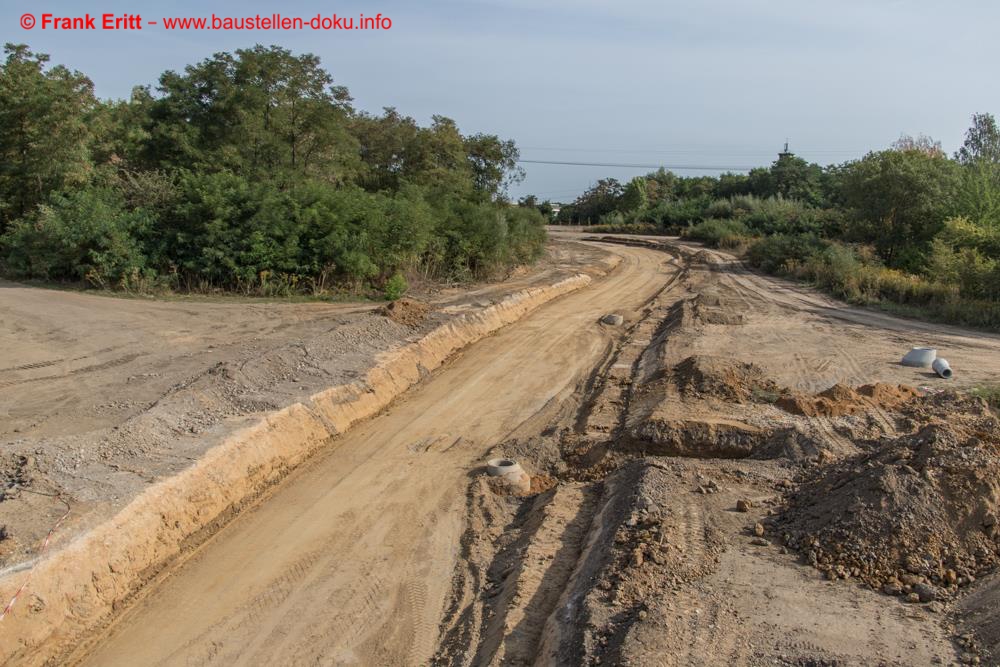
[685,218,750,247]
[383,273,408,300]
[705,199,735,219]
[745,234,828,274]
[586,222,662,235]
[1,187,150,287]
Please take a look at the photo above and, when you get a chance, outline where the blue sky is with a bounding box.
[4,0,999,201]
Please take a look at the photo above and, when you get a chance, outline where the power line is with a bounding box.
[516,159,756,171]
[519,146,863,155]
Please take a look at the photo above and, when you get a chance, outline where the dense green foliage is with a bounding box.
[547,120,1000,329]
[0,44,545,296]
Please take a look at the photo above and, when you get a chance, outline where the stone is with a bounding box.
[915,583,938,603]
[736,499,752,512]
[754,522,765,537]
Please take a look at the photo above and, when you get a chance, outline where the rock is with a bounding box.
[601,314,624,326]
[736,499,752,512]
[915,583,938,602]
[883,581,904,596]
[905,592,921,603]
[632,547,644,567]
[753,522,765,537]
[751,537,769,546]
[945,569,958,585]
[638,610,648,621]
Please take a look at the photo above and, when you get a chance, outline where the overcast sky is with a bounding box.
[5,0,999,201]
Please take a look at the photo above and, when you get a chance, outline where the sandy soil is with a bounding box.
[9,232,1000,666]
[0,241,609,568]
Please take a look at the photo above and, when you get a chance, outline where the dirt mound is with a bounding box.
[693,292,746,325]
[775,392,1000,597]
[777,382,921,417]
[776,383,864,417]
[671,355,778,403]
[628,417,766,459]
[378,298,430,326]
[857,382,922,408]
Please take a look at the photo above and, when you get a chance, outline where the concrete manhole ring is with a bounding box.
[487,458,523,477]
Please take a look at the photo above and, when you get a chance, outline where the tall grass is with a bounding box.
[746,235,1000,330]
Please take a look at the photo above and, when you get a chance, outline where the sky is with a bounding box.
[4,0,1000,202]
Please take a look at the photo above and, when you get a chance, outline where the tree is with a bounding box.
[769,154,822,204]
[620,176,648,212]
[144,46,359,183]
[840,149,960,268]
[569,178,624,223]
[0,43,96,229]
[464,133,522,200]
[891,133,945,158]
[716,172,749,198]
[955,113,1000,166]
[644,168,676,204]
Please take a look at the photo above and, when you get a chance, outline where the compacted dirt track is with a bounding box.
[75,244,675,666]
[69,234,1000,666]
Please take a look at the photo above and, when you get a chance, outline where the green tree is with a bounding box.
[620,176,648,212]
[145,46,359,183]
[0,44,96,229]
[569,178,624,223]
[955,113,1000,166]
[769,154,822,204]
[840,149,960,268]
[464,133,523,200]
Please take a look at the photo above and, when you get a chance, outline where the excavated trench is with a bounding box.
[0,266,619,667]
[434,238,988,666]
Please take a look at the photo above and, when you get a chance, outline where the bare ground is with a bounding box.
[6,232,1000,666]
[0,241,610,569]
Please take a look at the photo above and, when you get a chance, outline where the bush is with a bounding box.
[685,218,750,247]
[383,273,408,300]
[586,222,662,235]
[745,234,828,273]
[1,187,151,287]
[705,199,735,219]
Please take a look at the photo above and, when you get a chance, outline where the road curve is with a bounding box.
[75,243,674,666]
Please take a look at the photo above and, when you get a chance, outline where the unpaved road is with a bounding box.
[0,242,608,567]
[72,235,1000,666]
[75,244,673,665]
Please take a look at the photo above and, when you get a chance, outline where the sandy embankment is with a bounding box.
[0,253,620,666]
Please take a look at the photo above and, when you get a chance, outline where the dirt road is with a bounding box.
[71,234,1000,666]
[75,243,675,665]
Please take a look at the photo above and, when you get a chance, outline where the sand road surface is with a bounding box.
[75,244,674,665]
[69,235,1000,666]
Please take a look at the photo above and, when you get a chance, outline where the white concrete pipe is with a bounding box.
[486,458,531,493]
[932,358,953,379]
[902,347,937,367]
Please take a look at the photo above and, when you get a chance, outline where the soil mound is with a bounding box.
[857,382,923,409]
[629,418,765,459]
[776,383,864,417]
[378,298,430,327]
[671,355,778,403]
[693,292,745,325]
[776,392,1000,597]
[777,382,921,417]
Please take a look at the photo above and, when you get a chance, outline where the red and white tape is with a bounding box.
[0,503,71,622]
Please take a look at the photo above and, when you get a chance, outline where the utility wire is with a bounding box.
[516,159,756,171]
[520,146,862,155]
